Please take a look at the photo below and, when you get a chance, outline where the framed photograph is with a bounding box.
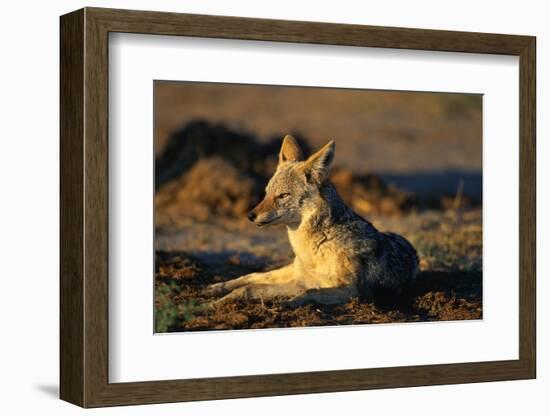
[60,7,536,408]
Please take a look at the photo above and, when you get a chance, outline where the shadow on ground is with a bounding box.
[155,250,482,333]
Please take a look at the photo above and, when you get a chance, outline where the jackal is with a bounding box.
[206,135,419,306]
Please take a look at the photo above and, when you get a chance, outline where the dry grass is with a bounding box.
[155,208,482,332]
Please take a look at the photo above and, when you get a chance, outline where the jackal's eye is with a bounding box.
[277,192,290,199]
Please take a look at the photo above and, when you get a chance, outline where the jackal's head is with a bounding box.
[248,135,335,227]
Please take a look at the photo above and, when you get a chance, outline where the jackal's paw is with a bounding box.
[204,282,229,297]
[208,286,251,307]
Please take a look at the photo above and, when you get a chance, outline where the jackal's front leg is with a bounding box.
[205,263,294,297]
[210,282,304,306]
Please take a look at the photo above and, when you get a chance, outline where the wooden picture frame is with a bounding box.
[60,7,536,408]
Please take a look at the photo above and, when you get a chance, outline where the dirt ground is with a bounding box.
[155,208,482,332]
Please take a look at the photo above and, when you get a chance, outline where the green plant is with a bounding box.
[155,283,206,332]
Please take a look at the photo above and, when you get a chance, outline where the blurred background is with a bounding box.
[156,81,481,193]
[154,81,483,332]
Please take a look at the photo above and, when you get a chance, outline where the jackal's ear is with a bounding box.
[278,135,304,164]
[301,140,335,184]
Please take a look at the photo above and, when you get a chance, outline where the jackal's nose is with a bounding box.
[247,211,257,222]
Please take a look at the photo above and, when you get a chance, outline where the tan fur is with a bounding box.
[288,207,354,289]
[206,135,418,306]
